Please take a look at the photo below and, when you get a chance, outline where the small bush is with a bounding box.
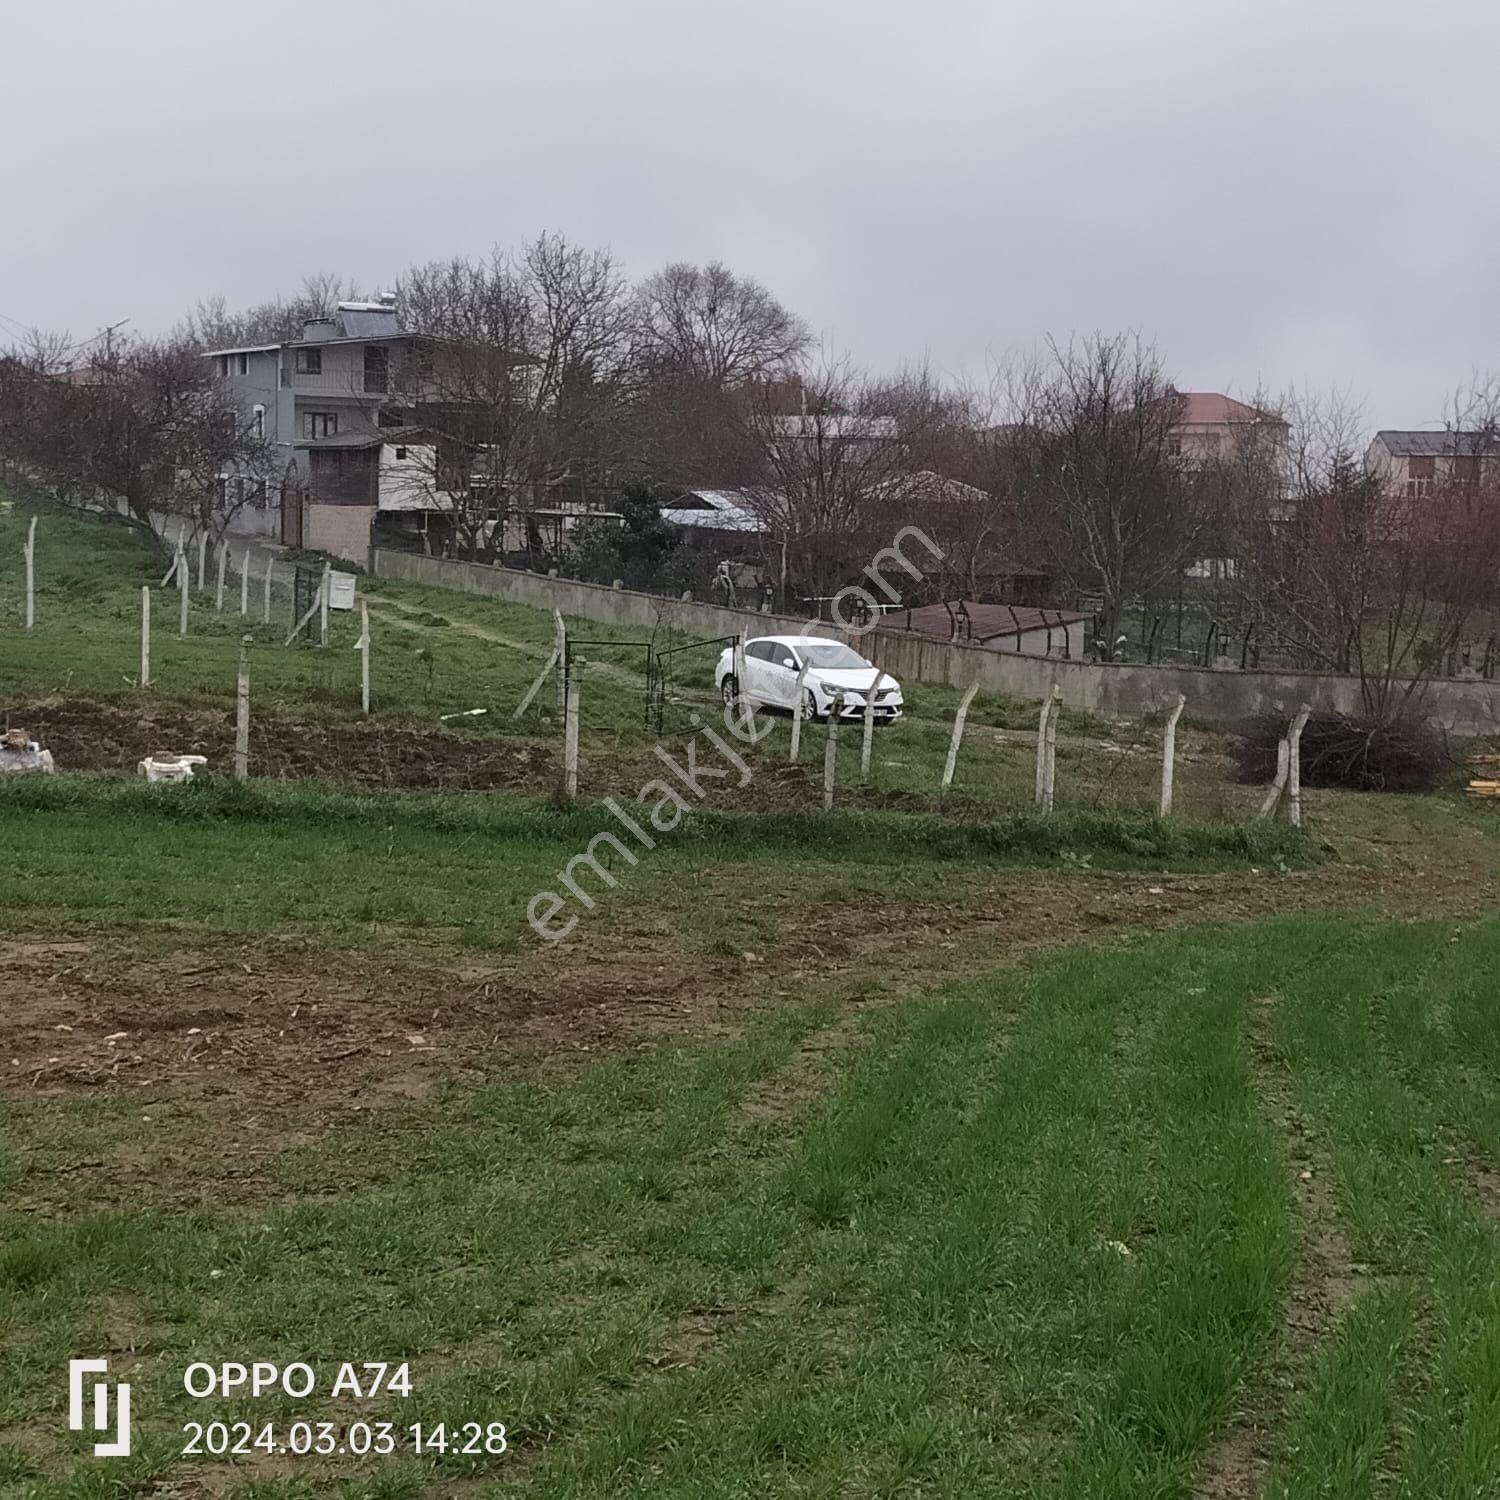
[1233,711,1448,792]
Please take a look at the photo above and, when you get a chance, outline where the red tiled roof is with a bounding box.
[1177,392,1279,426]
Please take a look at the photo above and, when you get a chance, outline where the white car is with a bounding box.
[716,635,904,722]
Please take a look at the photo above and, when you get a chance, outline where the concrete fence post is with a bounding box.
[239,551,250,616]
[23,515,36,630]
[196,530,208,592]
[1034,692,1053,809]
[215,544,228,612]
[1042,686,1062,814]
[562,673,581,799]
[823,695,842,810]
[263,554,274,623]
[1286,703,1312,827]
[319,562,331,646]
[140,585,151,687]
[359,602,371,716]
[942,682,980,793]
[234,644,250,781]
[1158,693,1187,817]
[178,543,190,638]
[789,661,811,764]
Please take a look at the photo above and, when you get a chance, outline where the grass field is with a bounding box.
[3,496,1500,1498]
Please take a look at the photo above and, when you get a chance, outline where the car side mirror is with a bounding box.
[782,657,797,670]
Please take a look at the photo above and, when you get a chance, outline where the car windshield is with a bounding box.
[797,641,872,671]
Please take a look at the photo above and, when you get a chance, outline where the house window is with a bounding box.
[235,352,249,376]
[294,347,322,375]
[252,404,265,440]
[217,355,230,377]
[1406,454,1434,499]
[1453,455,1480,485]
[304,411,338,439]
[1167,435,1183,458]
[395,445,408,459]
[363,345,389,394]
[250,479,268,507]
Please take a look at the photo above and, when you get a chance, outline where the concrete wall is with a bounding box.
[309,504,374,563]
[370,549,1500,735]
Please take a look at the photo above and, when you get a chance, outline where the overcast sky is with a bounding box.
[3,0,1496,431]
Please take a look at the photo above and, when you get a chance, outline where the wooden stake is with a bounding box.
[263,553,274,623]
[318,562,330,646]
[942,682,980,792]
[234,644,250,781]
[789,661,810,763]
[359,602,371,716]
[23,515,35,630]
[1158,693,1187,817]
[1043,685,1062,813]
[563,673,580,798]
[215,544,227,611]
[823,694,841,810]
[140,585,151,687]
[178,544,189,638]
[1286,703,1312,827]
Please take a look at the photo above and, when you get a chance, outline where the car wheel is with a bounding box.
[803,689,821,722]
[721,674,739,708]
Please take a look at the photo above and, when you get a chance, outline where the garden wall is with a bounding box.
[370,550,1500,736]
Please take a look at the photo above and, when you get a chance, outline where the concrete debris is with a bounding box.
[0,728,55,775]
[139,754,208,783]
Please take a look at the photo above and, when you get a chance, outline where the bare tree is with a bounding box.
[632,261,810,387]
[1001,334,1212,658]
[177,273,363,351]
[0,329,272,537]
[393,235,633,559]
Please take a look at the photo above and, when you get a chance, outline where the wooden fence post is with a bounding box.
[789,661,811,764]
[1043,685,1062,814]
[215,544,228,611]
[234,643,250,781]
[942,682,980,793]
[23,515,36,629]
[823,694,842,810]
[263,553,274,623]
[562,673,581,798]
[1159,693,1187,816]
[359,602,371,716]
[140,585,151,687]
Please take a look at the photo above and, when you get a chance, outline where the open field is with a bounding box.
[4,497,1500,1497]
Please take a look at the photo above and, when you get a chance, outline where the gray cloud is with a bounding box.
[3,0,1496,427]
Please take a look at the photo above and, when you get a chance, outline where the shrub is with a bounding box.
[1233,711,1448,792]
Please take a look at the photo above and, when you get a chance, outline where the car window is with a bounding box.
[798,641,873,670]
[745,641,777,662]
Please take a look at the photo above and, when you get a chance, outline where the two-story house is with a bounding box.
[1364,429,1500,501]
[208,297,614,563]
